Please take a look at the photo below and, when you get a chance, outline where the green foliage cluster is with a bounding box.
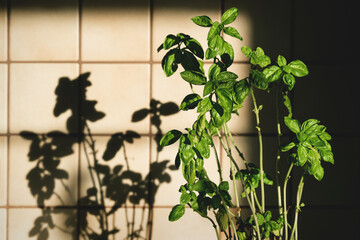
[158,7,334,240]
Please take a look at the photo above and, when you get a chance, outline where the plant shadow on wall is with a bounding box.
[20,72,179,240]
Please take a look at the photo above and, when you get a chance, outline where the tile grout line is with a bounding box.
[6,0,10,239]
[77,0,82,238]
[147,0,154,239]
[0,60,251,64]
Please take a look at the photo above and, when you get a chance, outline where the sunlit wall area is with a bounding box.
[0,0,359,239]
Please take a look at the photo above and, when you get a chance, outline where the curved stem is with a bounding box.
[290,175,305,240]
[276,84,284,218]
[250,87,265,214]
[207,129,223,182]
[84,122,109,232]
[283,163,294,240]
[252,190,262,212]
[223,126,240,212]
[216,129,261,239]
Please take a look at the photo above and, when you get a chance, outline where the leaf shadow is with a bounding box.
[21,72,179,240]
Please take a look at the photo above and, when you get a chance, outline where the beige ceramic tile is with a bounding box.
[0,208,6,240]
[81,0,150,61]
[9,136,78,206]
[224,0,292,61]
[9,64,79,133]
[80,136,150,207]
[0,137,7,206]
[112,207,148,239]
[10,0,78,61]
[151,137,220,206]
[152,207,216,240]
[153,0,220,62]
[221,136,284,207]
[8,208,77,240]
[81,64,150,134]
[0,64,7,133]
[0,1,7,61]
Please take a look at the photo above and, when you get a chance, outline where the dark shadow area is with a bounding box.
[21,72,179,240]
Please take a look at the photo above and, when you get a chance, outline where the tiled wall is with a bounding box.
[0,0,359,239]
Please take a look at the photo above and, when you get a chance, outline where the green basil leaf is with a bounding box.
[179,93,202,111]
[218,80,236,90]
[283,94,292,117]
[180,70,207,85]
[163,34,179,50]
[233,79,250,105]
[216,211,228,231]
[207,21,222,40]
[197,97,212,114]
[281,142,295,152]
[208,35,224,55]
[194,179,214,193]
[195,137,210,159]
[160,130,182,146]
[205,48,217,60]
[283,73,296,90]
[203,81,214,96]
[277,55,287,67]
[175,152,181,169]
[251,69,268,90]
[180,192,191,204]
[284,117,301,133]
[241,46,252,58]
[301,119,320,133]
[219,181,229,191]
[216,89,233,112]
[208,63,222,80]
[297,145,307,166]
[263,65,283,82]
[161,49,179,77]
[185,38,204,59]
[288,60,309,77]
[216,71,238,82]
[320,149,334,164]
[221,7,238,25]
[210,103,225,127]
[250,47,271,67]
[182,160,196,184]
[264,211,272,222]
[220,41,234,66]
[264,173,273,185]
[195,157,204,171]
[191,15,213,27]
[180,145,196,165]
[157,43,164,52]
[223,26,243,40]
[195,114,207,135]
[169,204,185,221]
[312,162,324,181]
[181,50,201,72]
[269,220,280,230]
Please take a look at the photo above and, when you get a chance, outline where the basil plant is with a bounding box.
[159,7,334,240]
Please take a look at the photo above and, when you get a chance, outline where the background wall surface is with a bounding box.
[0,0,359,239]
